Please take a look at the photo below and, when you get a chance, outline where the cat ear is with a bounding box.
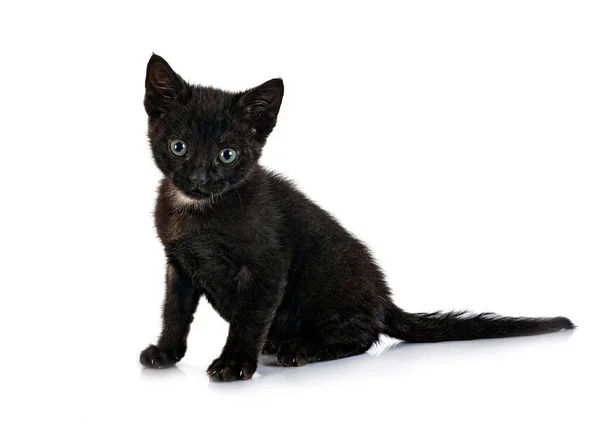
[144,54,187,118]
[236,78,284,138]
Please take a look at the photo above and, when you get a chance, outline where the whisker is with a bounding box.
[234,188,244,217]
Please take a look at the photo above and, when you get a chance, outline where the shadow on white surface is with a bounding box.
[140,364,187,381]
[140,330,575,390]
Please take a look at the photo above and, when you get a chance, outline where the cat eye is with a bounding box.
[170,139,187,157]
[219,148,238,164]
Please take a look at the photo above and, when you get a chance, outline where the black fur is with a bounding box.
[139,54,574,381]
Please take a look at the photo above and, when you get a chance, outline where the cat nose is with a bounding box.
[189,172,209,187]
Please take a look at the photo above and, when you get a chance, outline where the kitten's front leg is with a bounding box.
[207,276,284,382]
[140,260,201,368]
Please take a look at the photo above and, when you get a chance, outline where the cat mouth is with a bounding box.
[188,183,230,199]
[187,189,212,199]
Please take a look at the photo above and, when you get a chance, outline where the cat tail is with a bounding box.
[383,305,574,342]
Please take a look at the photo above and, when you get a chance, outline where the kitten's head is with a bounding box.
[144,54,283,200]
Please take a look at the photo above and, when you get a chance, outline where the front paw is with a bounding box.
[140,344,184,368]
[207,354,257,382]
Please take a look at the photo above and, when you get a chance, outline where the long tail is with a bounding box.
[383,305,574,342]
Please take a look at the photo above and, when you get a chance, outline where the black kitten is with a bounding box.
[139,54,574,381]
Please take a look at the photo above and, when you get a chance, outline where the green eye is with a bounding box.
[219,148,238,164]
[170,139,187,157]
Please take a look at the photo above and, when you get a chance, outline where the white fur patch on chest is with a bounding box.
[170,188,211,211]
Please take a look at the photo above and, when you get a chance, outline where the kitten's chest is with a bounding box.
[152,182,286,320]
[154,196,256,280]
[155,204,239,267]
[161,212,274,321]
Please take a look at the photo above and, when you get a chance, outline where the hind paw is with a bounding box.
[276,338,314,367]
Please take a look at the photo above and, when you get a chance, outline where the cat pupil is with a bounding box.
[170,139,187,157]
[219,148,237,163]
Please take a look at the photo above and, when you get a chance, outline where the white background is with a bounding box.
[1,1,598,423]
